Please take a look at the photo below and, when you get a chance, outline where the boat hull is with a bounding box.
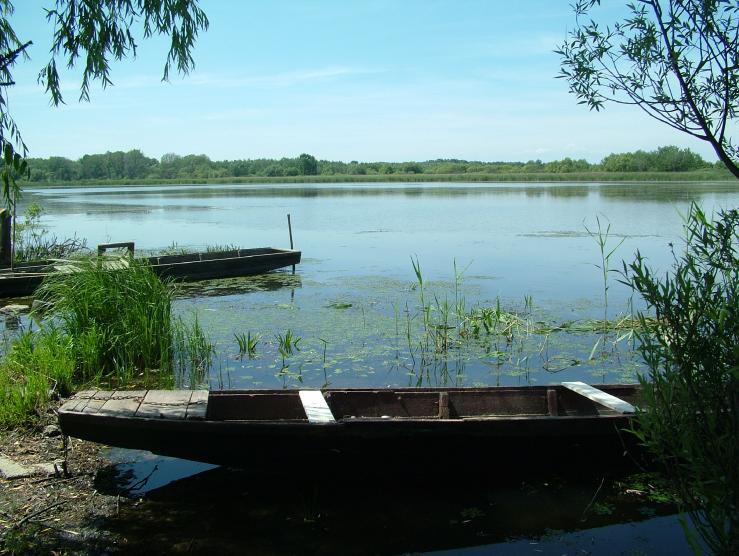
[58,386,642,471]
[0,247,301,298]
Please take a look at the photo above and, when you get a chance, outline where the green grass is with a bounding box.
[35,258,175,382]
[0,258,213,427]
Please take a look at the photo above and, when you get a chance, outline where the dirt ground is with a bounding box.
[0,408,126,555]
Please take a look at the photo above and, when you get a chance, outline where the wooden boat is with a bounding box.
[58,383,642,470]
[0,244,301,298]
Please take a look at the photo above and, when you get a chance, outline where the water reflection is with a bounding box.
[96,452,695,555]
[28,180,739,205]
[175,272,302,299]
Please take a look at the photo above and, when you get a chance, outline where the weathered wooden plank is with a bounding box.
[59,397,90,413]
[99,398,142,417]
[136,390,192,420]
[110,390,147,400]
[299,390,335,423]
[561,382,635,414]
[92,391,114,401]
[143,390,192,405]
[546,388,559,416]
[73,390,98,399]
[438,392,450,419]
[136,402,188,419]
[186,390,208,420]
[82,399,107,414]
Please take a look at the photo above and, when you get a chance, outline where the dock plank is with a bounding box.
[562,382,635,414]
[299,390,336,424]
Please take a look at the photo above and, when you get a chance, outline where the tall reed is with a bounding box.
[35,257,175,381]
[584,215,624,358]
[0,258,214,426]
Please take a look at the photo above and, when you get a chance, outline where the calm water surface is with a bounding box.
[22,180,739,389]
[17,181,737,554]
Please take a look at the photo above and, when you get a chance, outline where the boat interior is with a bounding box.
[205,386,640,422]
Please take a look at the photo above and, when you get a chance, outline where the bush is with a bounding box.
[624,204,738,554]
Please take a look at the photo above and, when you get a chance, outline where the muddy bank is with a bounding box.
[0,410,124,554]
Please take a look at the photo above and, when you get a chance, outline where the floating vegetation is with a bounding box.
[326,301,353,309]
[169,248,647,391]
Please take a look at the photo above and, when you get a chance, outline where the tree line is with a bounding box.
[23,146,721,183]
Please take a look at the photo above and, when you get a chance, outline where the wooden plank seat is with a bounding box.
[299,390,336,423]
[561,381,636,414]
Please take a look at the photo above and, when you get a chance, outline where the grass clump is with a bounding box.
[0,258,213,427]
[0,328,76,426]
[36,257,175,382]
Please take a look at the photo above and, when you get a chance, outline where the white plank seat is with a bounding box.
[561,381,636,414]
[299,390,336,424]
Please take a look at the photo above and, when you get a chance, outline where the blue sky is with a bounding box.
[7,0,720,163]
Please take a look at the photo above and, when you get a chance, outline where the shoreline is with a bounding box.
[19,169,736,189]
[0,407,125,552]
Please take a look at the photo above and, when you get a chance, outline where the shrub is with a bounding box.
[624,204,738,554]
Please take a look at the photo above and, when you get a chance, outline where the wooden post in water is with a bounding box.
[0,208,11,266]
[287,213,295,274]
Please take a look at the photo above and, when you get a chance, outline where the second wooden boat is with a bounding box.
[0,245,301,298]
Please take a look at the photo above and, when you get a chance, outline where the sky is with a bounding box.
[6,0,722,163]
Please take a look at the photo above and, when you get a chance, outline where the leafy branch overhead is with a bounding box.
[0,0,209,207]
[557,0,739,178]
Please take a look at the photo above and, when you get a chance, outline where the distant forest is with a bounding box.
[23,146,723,183]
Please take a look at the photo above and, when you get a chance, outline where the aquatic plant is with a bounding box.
[205,243,239,253]
[173,314,214,388]
[275,329,301,359]
[12,203,88,262]
[584,215,625,359]
[157,241,189,256]
[234,331,259,358]
[0,327,75,426]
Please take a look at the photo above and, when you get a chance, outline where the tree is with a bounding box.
[298,153,318,176]
[624,205,738,555]
[557,0,739,178]
[0,0,209,205]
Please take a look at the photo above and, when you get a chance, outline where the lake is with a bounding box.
[19,180,739,390]
[14,180,738,554]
